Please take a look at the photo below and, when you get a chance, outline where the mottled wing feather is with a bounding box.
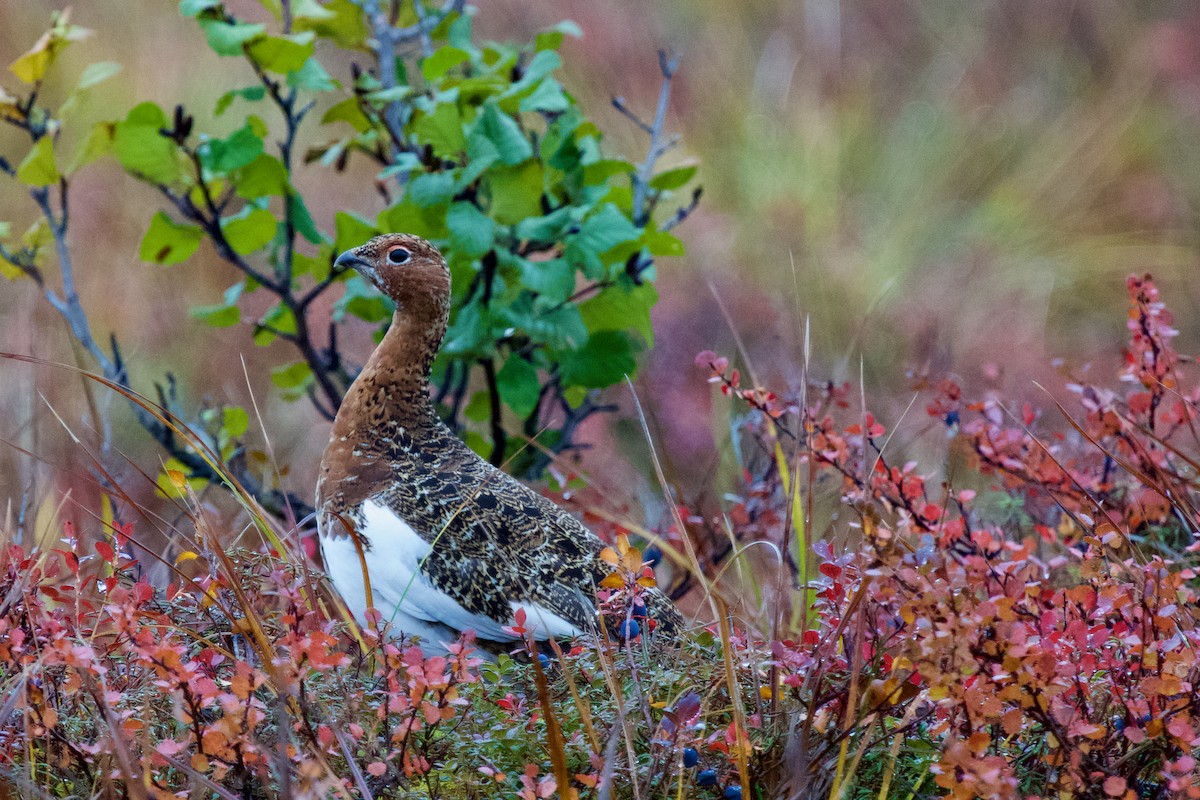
[367,430,608,629]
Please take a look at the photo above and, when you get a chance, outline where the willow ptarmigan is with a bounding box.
[316,233,681,653]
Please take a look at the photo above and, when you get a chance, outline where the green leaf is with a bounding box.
[17,136,60,187]
[271,361,313,389]
[235,154,288,198]
[180,0,220,16]
[583,159,633,186]
[649,164,697,191]
[77,60,122,90]
[221,406,249,438]
[366,86,412,104]
[334,212,379,255]
[256,302,298,344]
[114,102,181,184]
[510,50,561,93]
[214,85,266,116]
[519,79,569,113]
[516,207,573,243]
[446,202,494,258]
[293,0,367,48]
[579,282,658,344]
[221,207,277,254]
[322,97,372,132]
[573,203,640,254]
[204,124,264,173]
[558,330,640,388]
[287,57,336,92]
[140,211,203,265]
[442,300,493,357]
[446,12,474,50]
[519,257,573,303]
[288,194,323,244]
[421,46,470,81]
[294,248,332,281]
[378,152,423,180]
[487,161,544,225]
[463,390,490,423]
[473,101,531,166]
[247,32,315,74]
[406,171,457,208]
[291,0,335,22]
[496,355,540,417]
[535,20,582,52]
[642,229,684,257]
[191,301,240,327]
[411,100,464,158]
[336,274,392,323]
[378,199,448,241]
[199,19,266,56]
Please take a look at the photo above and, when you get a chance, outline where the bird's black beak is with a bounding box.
[334,248,379,285]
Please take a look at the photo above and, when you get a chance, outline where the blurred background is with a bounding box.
[3,1,1200,541]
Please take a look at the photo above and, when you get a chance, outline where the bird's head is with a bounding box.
[334,233,450,312]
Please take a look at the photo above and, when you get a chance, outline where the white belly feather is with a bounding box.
[320,499,584,651]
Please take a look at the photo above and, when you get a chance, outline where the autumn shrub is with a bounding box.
[4,4,1200,800]
[0,506,772,799]
[6,276,1200,799]
[689,273,1200,799]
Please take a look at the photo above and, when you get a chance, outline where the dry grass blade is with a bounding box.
[529,638,575,800]
[714,596,752,793]
[547,637,601,753]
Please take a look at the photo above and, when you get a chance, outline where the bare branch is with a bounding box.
[629,51,681,227]
[359,0,465,168]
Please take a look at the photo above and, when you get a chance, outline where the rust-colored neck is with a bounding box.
[334,293,449,438]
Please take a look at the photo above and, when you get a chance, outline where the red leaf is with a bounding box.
[95,540,115,563]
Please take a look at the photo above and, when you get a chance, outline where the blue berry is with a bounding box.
[537,653,552,669]
[632,602,647,618]
[644,545,662,567]
[724,786,742,800]
[682,747,699,768]
[697,769,717,787]
[619,619,641,639]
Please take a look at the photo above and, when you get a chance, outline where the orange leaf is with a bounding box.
[599,572,625,589]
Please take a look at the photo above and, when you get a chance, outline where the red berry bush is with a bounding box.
[4,276,1200,799]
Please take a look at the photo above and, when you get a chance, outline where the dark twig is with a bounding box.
[481,357,506,466]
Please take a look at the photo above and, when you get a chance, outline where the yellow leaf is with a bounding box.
[175,551,199,564]
[615,533,630,554]
[9,10,91,85]
[167,469,187,489]
[0,85,23,122]
[0,259,24,281]
[10,31,56,84]
[17,136,60,187]
[599,572,625,589]
[636,575,658,588]
[598,547,618,566]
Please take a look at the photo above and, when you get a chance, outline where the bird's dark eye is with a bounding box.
[387,247,411,265]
